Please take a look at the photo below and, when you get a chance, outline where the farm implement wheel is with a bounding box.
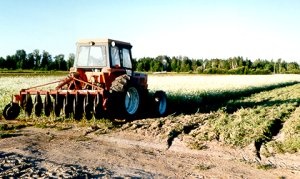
[84,93,93,120]
[94,92,103,119]
[44,92,52,117]
[24,93,33,117]
[3,102,20,120]
[34,93,43,117]
[153,91,168,116]
[73,92,83,120]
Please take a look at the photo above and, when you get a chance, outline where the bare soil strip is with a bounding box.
[0,125,299,178]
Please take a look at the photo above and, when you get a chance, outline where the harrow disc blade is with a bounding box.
[63,92,72,118]
[84,94,93,120]
[44,93,53,117]
[25,93,33,117]
[94,93,103,119]
[34,93,43,117]
[73,93,83,120]
[54,93,63,117]
[20,94,26,109]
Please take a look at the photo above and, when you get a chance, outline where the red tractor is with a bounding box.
[3,39,168,120]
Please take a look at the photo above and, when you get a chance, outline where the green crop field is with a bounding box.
[1,74,300,155]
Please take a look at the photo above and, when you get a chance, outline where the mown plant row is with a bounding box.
[165,81,299,114]
[189,83,300,154]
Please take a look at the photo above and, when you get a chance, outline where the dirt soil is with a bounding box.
[0,117,300,178]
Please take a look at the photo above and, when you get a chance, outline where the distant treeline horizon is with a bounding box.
[1,49,300,74]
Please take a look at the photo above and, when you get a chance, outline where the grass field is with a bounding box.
[1,74,300,154]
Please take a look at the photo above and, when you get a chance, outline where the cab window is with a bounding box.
[122,48,132,69]
[111,46,120,67]
[76,45,106,67]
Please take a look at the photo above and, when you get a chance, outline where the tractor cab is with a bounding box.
[73,39,133,74]
[70,39,147,91]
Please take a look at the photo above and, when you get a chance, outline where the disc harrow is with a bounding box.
[2,75,107,120]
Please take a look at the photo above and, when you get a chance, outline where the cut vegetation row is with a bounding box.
[123,83,300,158]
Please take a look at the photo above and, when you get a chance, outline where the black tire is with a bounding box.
[44,93,52,117]
[34,93,43,117]
[153,91,168,117]
[3,103,20,120]
[110,74,142,119]
[110,74,130,93]
[24,93,33,117]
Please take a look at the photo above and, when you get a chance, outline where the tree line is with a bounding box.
[134,56,300,74]
[1,49,300,74]
[0,49,74,71]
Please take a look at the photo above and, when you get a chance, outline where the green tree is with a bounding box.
[191,59,202,71]
[67,53,75,70]
[170,57,178,72]
[150,59,163,72]
[219,60,230,70]
[180,57,192,72]
[0,57,5,68]
[287,62,299,72]
[14,49,27,69]
[27,53,35,69]
[40,50,52,70]
[53,54,67,70]
[5,55,17,70]
[33,49,41,69]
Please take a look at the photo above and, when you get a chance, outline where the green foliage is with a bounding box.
[135,55,300,74]
[0,49,74,71]
[1,49,299,74]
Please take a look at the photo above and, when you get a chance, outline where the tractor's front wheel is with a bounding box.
[153,91,168,117]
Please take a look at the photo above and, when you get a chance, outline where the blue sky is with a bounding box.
[0,0,299,62]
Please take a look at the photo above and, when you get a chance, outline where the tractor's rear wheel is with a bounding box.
[3,102,20,120]
[110,74,130,93]
[110,74,142,118]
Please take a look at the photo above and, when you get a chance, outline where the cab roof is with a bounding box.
[76,38,132,47]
